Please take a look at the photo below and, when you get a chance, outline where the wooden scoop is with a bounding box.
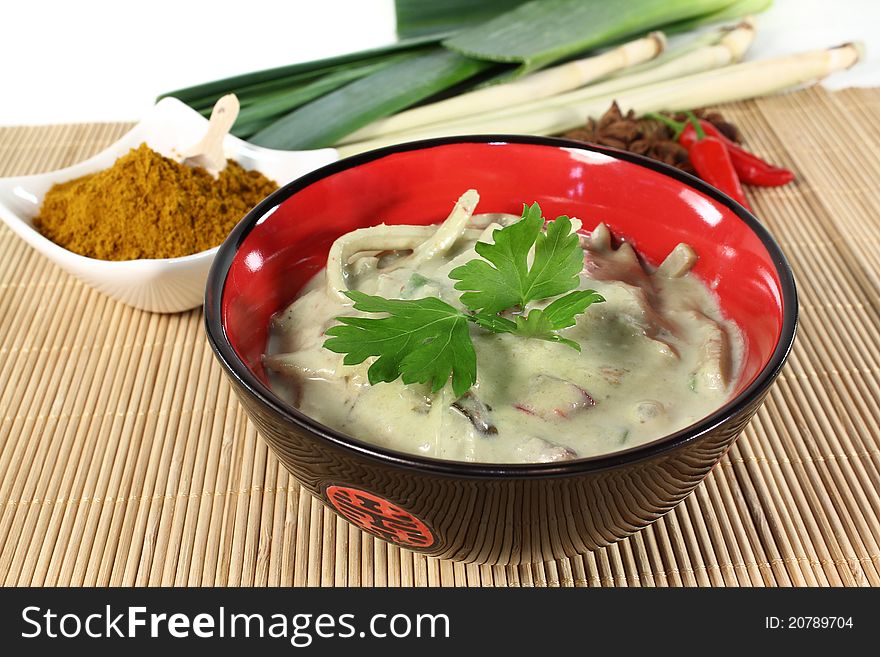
[182,94,240,175]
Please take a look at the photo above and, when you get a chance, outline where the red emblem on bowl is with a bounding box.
[326,485,435,549]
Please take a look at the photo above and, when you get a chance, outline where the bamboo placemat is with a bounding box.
[1,85,879,587]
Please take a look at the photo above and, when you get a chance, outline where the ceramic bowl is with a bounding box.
[204,136,798,564]
[0,97,337,313]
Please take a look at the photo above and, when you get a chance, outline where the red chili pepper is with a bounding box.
[646,112,795,187]
[680,120,794,187]
[684,116,751,210]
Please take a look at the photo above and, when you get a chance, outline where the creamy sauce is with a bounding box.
[264,201,742,464]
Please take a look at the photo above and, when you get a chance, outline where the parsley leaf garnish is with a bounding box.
[323,290,477,397]
[471,290,605,351]
[449,202,585,313]
[322,200,604,396]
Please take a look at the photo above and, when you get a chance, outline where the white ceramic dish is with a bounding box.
[0,97,338,313]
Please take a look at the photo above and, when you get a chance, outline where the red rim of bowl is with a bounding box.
[204,135,798,478]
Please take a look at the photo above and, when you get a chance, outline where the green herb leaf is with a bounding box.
[511,309,583,351]
[449,202,542,313]
[469,312,518,333]
[541,289,606,329]
[472,289,604,351]
[449,202,585,313]
[323,290,476,397]
[529,213,586,301]
[324,200,605,396]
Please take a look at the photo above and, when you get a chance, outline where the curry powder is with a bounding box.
[34,143,278,260]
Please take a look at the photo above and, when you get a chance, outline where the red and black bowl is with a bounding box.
[204,136,797,565]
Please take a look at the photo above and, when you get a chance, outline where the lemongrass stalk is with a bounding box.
[337,32,666,145]
[341,19,755,146]
[422,18,755,131]
[538,17,756,109]
[603,25,727,80]
[337,42,863,157]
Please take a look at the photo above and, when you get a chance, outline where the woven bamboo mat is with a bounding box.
[1,85,879,587]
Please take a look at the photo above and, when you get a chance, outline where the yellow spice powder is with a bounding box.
[34,143,278,260]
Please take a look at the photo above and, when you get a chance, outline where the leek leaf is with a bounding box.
[232,55,411,129]
[394,0,529,38]
[443,0,736,74]
[158,34,443,105]
[249,48,491,149]
[664,0,772,33]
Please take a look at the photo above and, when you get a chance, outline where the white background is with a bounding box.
[2,0,878,125]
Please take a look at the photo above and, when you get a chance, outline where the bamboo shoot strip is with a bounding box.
[337,43,863,157]
[338,33,666,145]
[443,0,736,74]
[394,0,529,39]
[248,48,492,150]
[157,34,443,105]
